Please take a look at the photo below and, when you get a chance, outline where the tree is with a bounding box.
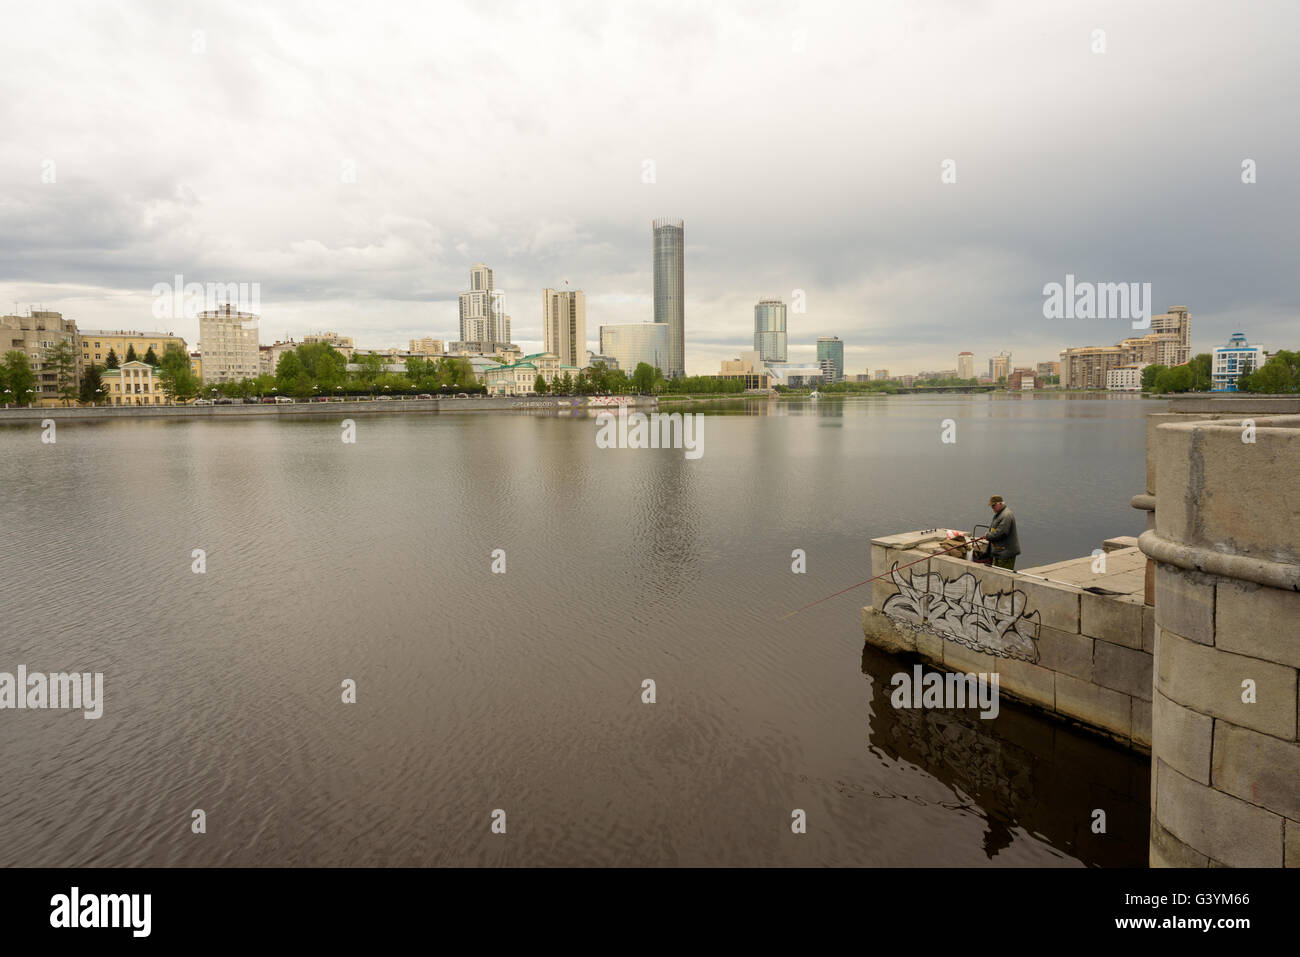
[158,342,200,402]
[43,340,79,406]
[631,362,658,394]
[79,364,107,404]
[296,342,347,390]
[534,373,548,395]
[1141,364,1166,392]
[276,350,312,397]
[1188,353,1212,391]
[143,345,160,367]
[1153,364,1194,394]
[125,344,138,363]
[1239,350,1300,394]
[105,348,119,369]
[2,350,37,406]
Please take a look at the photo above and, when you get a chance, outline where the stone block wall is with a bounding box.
[1141,412,1300,867]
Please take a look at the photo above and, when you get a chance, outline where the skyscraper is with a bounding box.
[600,323,669,376]
[652,218,684,377]
[542,288,587,369]
[754,298,788,363]
[458,263,510,350]
[816,336,844,383]
[957,351,974,379]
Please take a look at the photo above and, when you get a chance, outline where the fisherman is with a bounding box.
[985,495,1020,570]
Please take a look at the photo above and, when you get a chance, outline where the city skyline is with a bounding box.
[2,2,1297,375]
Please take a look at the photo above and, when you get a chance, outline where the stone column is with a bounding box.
[1141,413,1300,867]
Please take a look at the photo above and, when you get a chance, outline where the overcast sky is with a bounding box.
[2,0,1296,375]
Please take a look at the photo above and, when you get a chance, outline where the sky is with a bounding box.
[1,0,1296,376]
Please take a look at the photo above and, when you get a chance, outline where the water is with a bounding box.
[0,395,1157,866]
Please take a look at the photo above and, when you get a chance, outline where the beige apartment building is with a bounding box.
[199,305,260,382]
[1060,305,1192,389]
[408,337,444,356]
[957,352,974,379]
[80,329,186,367]
[542,288,587,369]
[1,310,81,406]
[303,332,354,358]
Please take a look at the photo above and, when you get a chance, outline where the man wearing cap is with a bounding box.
[985,495,1020,570]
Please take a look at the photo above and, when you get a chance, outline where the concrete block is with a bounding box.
[1035,626,1094,681]
[1156,759,1285,867]
[1215,579,1300,670]
[1211,721,1300,821]
[1154,564,1215,645]
[1133,696,1152,750]
[1103,536,1139,552]
[916,629,944,665]
[861,606,916,655]
[1150,814,1209,868]
[1141,604,1156,654]
[1082,592,1144,649]
[1157,628,1298,740]
[1054,672,1131,740]
[1094,640,1153,701]
[1151,688,1212,784]
[940,638,1055,711]
[1013,575,1082,635]
[1287,819,1300,868]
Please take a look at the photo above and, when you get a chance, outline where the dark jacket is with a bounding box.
[987,506,1020,557]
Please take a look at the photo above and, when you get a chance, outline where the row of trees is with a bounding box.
[1142,353,1213,393]
[206,344,481,399]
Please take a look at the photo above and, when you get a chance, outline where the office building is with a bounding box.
[543,288,587,369]
[198,304,260,383]
[1036,361,1060,379]
[873,369,890,380]
[754,298,787,363]
[652,218,685,377]
[957,352,975,379]
[989,352,1012,381]
[303,332,354,358]
[816,336,844,383]
[409,337,444,356]
[80,329,187,367]
[1212,332,1264,391]
[599,323,669,376]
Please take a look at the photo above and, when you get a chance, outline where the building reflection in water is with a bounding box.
[861,644,1149,866]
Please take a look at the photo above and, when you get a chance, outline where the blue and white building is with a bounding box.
[1212,332,1265,391]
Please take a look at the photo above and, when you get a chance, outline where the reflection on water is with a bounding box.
[861,645,1149,866]
[0,396,1157,866]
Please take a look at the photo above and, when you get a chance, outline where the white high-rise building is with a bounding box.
[458,263,510,349]
[542,288,587,369]
[957,352,974,379]
[199,304,260,382]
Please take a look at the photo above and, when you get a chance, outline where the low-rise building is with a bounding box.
[408,337,444,356]
[80,329,187,367]
[1008,367,1042,391]
[102,360,166,405]
[482,352,582,395]
[1106,364,1148,392]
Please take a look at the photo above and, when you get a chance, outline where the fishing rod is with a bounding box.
[780,533,988,620]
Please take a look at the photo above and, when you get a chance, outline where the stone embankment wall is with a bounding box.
[861,532,1154,751]
[1140,405,1300,868]
[0,395,657,423]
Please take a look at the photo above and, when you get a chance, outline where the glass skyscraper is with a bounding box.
[816,336,844,383]
[599,323,669,377]
[754,298,788,363]
[652,218,684,377]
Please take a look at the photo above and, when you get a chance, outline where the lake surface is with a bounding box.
[0,394,1159,866]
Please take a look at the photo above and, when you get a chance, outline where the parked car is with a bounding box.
[455,392,469,399]
[416,393,434,399]
[242,397,259,404]
[274,395,294,404]
[375,395,392,401]
[214,398,234,405]
[193,398,212,405]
